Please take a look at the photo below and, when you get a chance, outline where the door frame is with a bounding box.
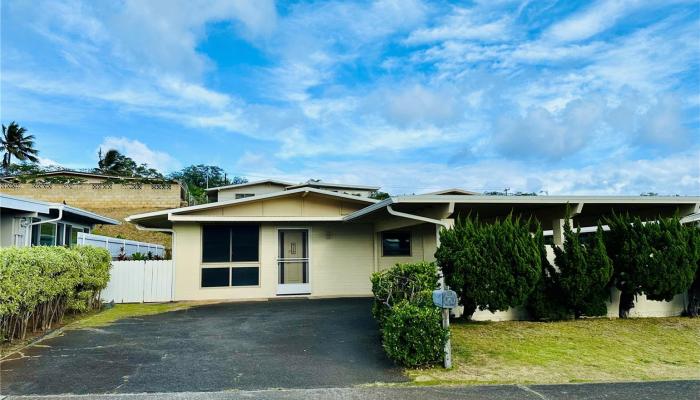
[275,226,312,295]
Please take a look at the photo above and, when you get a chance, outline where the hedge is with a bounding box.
[0,246,111,342]
[370,262,447,367]
[370,261,440,327]
[381,301,448,367]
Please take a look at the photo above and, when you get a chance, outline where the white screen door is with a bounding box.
[277,229,310,295]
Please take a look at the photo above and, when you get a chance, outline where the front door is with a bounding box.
[277,229,310,295]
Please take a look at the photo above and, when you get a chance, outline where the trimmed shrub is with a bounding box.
[0,246,111,341]
[370,261,440,327]
[435,214,542,318]
[605,214,698,318]
[381,301,448,367]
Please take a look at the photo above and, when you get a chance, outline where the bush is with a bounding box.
[0,246,111,341]
[370,261,440,327]
[435,214,542,318]
[381,301,448,367]
[605,214,698,318]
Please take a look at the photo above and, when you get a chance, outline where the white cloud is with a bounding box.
[98,137,180,172]
[545,0,636,42]
[406,8,511,44]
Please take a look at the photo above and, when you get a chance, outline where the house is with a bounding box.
[205,179,380,202]
[0,169,186,209]
[126,182,700,303]
[1,193,119,248]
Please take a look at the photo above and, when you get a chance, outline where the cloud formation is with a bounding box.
[1,0,698,195]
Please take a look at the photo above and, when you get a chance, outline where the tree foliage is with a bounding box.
[1,121,39,171]
[528,221,613,320]
[687,227,700,317]
[435,214,542,318]
[97,149,163,178]
[605,213,698,318]
[167,164,247,202]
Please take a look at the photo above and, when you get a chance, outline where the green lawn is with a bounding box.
[69,302,196,329]
[410,317,700,385]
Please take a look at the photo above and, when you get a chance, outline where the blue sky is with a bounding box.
[1,0,698,195]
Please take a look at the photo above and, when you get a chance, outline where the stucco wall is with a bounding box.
[0,183,182,209]
[171,221,375,301]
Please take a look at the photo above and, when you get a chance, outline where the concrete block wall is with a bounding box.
[0,182,182,208]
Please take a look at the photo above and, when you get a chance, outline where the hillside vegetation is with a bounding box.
[89,207,171,250]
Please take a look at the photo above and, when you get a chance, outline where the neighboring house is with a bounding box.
[205,179,381,202]
[126,183,700,302]
[0,193,119,248]
[206,179,294,202]
[0,170,186,209]
[422,188,480,195]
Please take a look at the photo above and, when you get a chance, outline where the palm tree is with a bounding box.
[98,149,132,175]
[1,122,39,172]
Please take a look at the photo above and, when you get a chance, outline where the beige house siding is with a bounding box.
[172,221,375,300]
[216,182,288,201]
[186,193,366,218]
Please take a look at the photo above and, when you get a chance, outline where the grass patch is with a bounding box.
[70,302,195,329]
[409,317,700,385]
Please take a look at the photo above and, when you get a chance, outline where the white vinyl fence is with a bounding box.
[78,232,165,259]
[101,260,174,303]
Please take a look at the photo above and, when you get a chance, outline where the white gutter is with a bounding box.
[25,205,64,246]
[386,204,450,227]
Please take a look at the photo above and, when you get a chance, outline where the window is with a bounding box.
[232,267,259,286]
[235,193,254,199]
[56,223,65,246]
[70,227,81,246]
[32,223,57,246]
[382,231,411,256]
[202,268,229,287]
[201,224,260,288]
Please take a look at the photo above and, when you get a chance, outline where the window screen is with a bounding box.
[202,225,259,262]
[235,193,254,199]
[201,268,230,287]
[202,225,231,262]
[231,225,259,262]
[382,231,411,256]
[232,267,259,286]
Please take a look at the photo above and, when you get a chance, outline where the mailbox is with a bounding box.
[432,289,458,309]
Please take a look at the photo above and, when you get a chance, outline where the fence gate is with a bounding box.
[101,260,173,303]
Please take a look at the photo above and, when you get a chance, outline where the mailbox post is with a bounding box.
[432,287,457,368]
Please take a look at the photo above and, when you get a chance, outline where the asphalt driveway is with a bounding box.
[1,298,406,395]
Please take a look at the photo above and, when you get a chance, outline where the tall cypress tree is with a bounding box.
[605,214,698,318]
[554,221,613,318]
[436,214,541,319]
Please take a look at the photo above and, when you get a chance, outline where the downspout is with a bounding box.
[134,224,176,302]
[25,205,64,246]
